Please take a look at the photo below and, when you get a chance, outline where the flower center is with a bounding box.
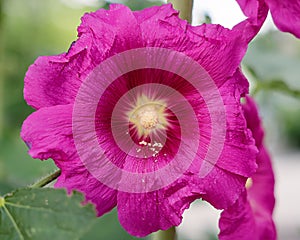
[128,95,167,137]
[138,105,158,130]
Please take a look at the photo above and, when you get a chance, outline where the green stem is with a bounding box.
[151,227,176,240]
[30,169,61,188]
[167,0,194,23]
[0,0,4,138]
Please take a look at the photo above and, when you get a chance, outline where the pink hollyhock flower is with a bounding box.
[236,0,300,38]
[234,0,268,42]
[21,4,259,237]
[219,96,276,240]
[266,0,300,38]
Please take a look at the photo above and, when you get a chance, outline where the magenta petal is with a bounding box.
[219,147,276,240]
[215,71,257,178]
[133,4,187,49]
[55,169,117,217]
[219,191,256,240]
[117,177,201,237]
[248,146,275,217]
[200,167,246,209]
[219,96,276,240]
[79,4,142,53]
[242,96,264,148]
[118,191,178,237]
[266,0,300,38]
[236,0,300,39]
[196,70,257,210]
[234,0,268,43]
[24,53,83,109]
[24,4,142,109]
[21,104,117,216]
[135,4,250,87]
[236,0,266,19]
[186,24,248,87]
[243,98,275,213]
[24,32,102,110]
[21,104,74,159]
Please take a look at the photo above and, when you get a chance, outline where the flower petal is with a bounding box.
[133,4,188,49]
[186,24,248,87]
[21,104,74,160]
[248,146,275,216]
[55,167,117,217]
[200,167,247,209]
[79,4,143,53]
[242,96,264,149]
[234,0,268,43]
[266,0,300,38]
[213,70,257,178]
[24,4,142,109]
[21,104,117,216]
[235,0,300,39]
[219,191,257,240]
[243,97,275,213]
[219,147,276,240]
[135,4,249,87]
[117,177,201,237]
[24,52,84,109]
[219,96,276,240]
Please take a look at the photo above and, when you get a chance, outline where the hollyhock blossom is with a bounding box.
[236,0,300,38]
[21,4,259,237]
[219,96,276,240]
[234,0,268,43]
[266,0,300,38]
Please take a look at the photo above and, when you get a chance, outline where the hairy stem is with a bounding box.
[31,169,61,188]
[0,0,4,138]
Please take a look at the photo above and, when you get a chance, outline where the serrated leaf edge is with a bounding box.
[1,187,98,239]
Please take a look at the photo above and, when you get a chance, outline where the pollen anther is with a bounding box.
[128,95,167,137]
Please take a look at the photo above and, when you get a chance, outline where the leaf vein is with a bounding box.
[5,202,63,213]
[3,204,25,240]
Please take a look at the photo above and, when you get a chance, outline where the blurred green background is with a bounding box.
[0,0,299,239]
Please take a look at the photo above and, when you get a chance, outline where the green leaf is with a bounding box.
[0,188,97,240]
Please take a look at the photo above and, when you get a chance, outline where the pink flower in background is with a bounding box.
[236,0,300,38]
[219,96,276,240]
[266,0,300,38]
[234,0,269,42]
[21,4,258,237]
